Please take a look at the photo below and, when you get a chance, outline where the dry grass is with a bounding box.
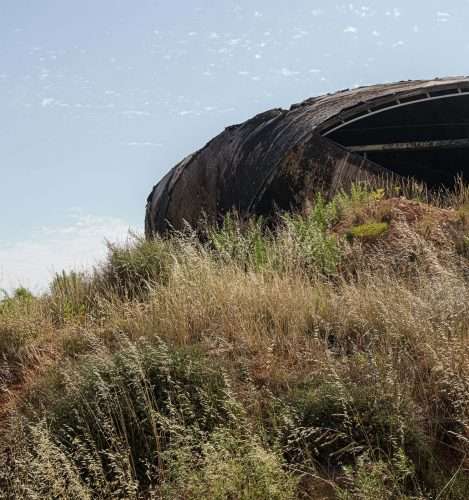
[2,183,469,498]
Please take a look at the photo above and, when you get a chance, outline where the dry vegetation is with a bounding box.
[1,182,469,499]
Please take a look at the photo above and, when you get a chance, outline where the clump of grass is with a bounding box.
[346,221,389,241]
[284,368,431,481]
[48,271,96,325]
[2,340,245,497]
[2,337,300,499]
[0,287,34,306]
[336,450,423,500]
[279,194,342,276]
[204,194,342,277]
[160,430,298,500]
[208,213,270,271]
[98,235,176,300]
[0,289,52,385]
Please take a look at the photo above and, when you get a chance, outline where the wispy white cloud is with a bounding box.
[104,89,121,97]
[385,8,401,18]
[178,109,198,116]
[40,98,117,111]
[41,97,56,107]
[121,110,151,117]
[126,141,162,147]
[344,26,358,34]
[437,12,451,22]
[0,213,136,293]
[356,6,372,18]
[39,68,49,80]
[279,67,300,77]
[292,29,309,40]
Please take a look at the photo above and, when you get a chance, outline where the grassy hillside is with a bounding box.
[1,183,469,499]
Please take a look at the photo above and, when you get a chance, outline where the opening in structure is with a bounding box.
[325,93,469,188]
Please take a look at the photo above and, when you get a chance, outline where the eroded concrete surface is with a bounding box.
[146,77,469,235]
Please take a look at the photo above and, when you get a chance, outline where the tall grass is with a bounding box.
[2,183,469,498]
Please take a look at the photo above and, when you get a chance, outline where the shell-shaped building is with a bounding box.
[146,77,469,235]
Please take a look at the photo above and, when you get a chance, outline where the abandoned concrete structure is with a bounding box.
[146,77,469,235]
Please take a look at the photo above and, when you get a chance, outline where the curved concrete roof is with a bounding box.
[146,77,469,235]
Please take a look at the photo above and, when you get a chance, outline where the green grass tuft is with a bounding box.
[347,221,389,241]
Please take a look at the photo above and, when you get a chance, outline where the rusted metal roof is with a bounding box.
[145,77,469,235]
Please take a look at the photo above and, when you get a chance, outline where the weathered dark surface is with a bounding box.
[146,77,469,235]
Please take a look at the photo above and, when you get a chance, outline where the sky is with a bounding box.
[1,0,469,291]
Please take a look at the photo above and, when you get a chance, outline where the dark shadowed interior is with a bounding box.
[326,93,469,187]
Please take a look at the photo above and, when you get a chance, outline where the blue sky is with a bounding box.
[1,0,468,290]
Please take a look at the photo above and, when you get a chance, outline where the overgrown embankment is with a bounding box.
[1,183,469,499]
